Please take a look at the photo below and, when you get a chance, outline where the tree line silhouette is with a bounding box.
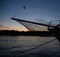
[0,30,52,36]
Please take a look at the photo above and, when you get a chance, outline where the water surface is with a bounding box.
[0,36,60,57]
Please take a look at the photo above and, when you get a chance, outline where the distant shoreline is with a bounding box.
[0,30,53,36]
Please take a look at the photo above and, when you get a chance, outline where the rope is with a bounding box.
[17,38,56,56]
[13,9,20,18]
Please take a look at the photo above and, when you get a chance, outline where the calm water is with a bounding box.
[0,36,60,57]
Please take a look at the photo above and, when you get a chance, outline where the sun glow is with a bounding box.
[12,26,29,31]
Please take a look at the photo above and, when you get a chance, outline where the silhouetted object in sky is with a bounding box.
[23,6,26,10]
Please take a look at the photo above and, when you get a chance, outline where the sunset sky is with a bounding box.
[0,0,60,31]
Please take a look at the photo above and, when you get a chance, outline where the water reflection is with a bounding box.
[0,36,60,57]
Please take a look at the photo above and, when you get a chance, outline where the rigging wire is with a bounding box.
[13,6,27,18]
[12,0,29,18]
[17,38,56,56]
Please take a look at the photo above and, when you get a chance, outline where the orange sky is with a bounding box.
[0,26,29,31]
[0,25,48,31]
